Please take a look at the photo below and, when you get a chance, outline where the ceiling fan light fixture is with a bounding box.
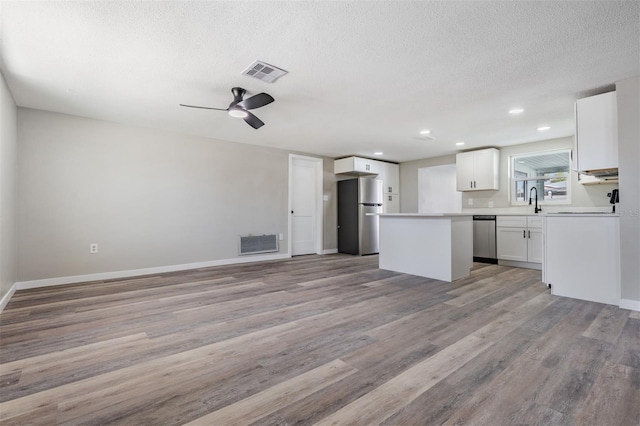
[181,86,273,129]
[228,108,248,118]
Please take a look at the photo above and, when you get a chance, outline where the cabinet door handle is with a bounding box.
[523,230,526,238]
[470,180,473,188]
[528,230,531,239]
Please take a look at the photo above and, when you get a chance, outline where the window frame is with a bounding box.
[509,148,572,206]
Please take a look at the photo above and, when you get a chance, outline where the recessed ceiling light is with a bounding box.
[509,108,524,115]
[374,152,383,156]
[537,126,551,131]
[456,142,465,146]
[420,130,431,135]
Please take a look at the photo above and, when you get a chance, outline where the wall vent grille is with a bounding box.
[241,60,288,83]
[239,234,279,255]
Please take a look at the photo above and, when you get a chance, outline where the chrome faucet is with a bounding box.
[529,187,541,213]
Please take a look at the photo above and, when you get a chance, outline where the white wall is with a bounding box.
[400,137,617,213]
[0,72,18,306]
[616,76,640,305]
[400,154,457,213]
[17,108,333,282]
[418,165,461,213]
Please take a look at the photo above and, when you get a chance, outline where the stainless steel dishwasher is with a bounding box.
[473,215,497,263]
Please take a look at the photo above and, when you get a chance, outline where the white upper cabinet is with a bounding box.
[456,152,475,191]
[456,148,499,191]
[334,156,380,175]
[380,162,400,194]
[383,193,400,213]
[334,157,399,192]
[335,158,400,213]
[574,91,618,175]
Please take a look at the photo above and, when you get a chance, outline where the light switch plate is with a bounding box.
[468,198,473,206]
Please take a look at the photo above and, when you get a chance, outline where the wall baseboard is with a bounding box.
[15,253,291,291]
[322,249,338,255]
[497,260,542,271]
[0,283,17,313]
[619,298,640,312]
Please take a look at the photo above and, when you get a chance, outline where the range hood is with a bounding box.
[579,167,618,178]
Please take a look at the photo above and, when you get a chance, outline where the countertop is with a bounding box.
[376,213,472,217]
[462,208,616,216]
[374,212,617,217]
[373,211,618,218]
[544,212,619,217]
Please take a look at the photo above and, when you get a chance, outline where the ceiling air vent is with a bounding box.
[241,60,288,83]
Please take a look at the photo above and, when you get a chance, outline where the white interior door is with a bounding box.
[418,165,462,213]
[290,156,321,256]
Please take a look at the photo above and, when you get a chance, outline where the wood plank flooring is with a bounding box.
[1,254,638,425]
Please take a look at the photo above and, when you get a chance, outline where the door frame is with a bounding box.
[288,154,324,257]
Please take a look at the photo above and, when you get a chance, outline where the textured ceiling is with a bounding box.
[1,1,638,162]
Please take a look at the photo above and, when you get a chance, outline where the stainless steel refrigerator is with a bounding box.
[337,177,383,255]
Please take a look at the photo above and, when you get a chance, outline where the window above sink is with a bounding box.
[509,149,571,206]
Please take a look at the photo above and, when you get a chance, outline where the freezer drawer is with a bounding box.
[359,204,381,254]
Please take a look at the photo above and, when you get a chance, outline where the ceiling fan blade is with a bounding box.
[243,111,265,129]
[179,104,228,111]
[237,93,274,110]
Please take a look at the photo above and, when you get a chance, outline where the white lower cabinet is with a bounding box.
[497,227,528,261]
[527,228,543,263]
[496,216,542,266]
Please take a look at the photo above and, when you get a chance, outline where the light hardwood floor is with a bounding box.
[1,254,638,425]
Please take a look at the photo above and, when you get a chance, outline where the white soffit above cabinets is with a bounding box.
[0,1,638,162]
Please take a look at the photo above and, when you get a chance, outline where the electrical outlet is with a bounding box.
[488,201,494,208]
[468,198,473,206]
[90,243,98,254]
[279,233,284,241]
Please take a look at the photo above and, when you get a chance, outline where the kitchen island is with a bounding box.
[377,213,473,282]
